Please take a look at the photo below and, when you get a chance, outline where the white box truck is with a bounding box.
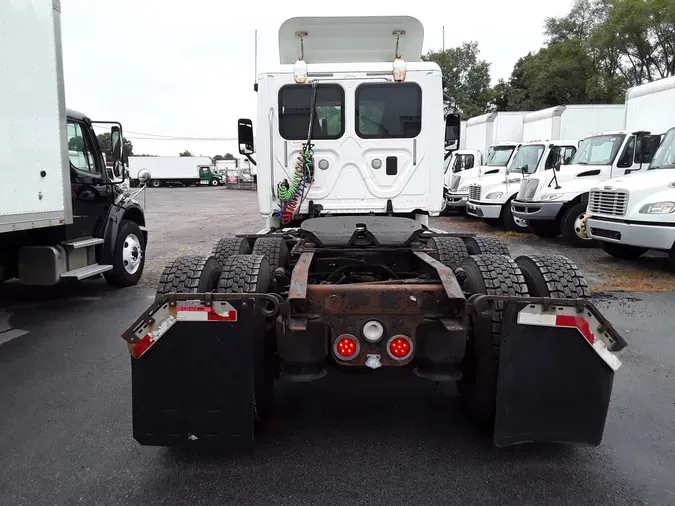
[586,126,675,264]
[128,156,222,188]
[0,0,147,287]
[467,105,625,230]
[511,79,672,246]
[445,112,530,212]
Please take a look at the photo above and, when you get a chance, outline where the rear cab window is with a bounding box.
[356,83,422,138]
[279,84,344,140]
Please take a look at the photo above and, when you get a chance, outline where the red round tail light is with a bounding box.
[334,335,360,360]
[388,335,412,360]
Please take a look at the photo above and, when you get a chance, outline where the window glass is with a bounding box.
[356,83,421,138]
[507,145,545,174]
[67,122,96,172]
[649,129,675,170]
[572,134,625,165]
[279,85,344,140]
[485,146,515,167]
[617,136,636,168]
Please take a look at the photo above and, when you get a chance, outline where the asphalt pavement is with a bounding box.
[1,281,674,505]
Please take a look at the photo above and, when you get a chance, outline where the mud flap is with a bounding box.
[493,302,615,447]
[130,297,263,449]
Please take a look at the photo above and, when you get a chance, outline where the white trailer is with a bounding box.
[0,0,147,287]
[512,79,672,246]
[128,156,222,188]
[459,121,467,149]
[467,104,625,230]
[521,105,625,143]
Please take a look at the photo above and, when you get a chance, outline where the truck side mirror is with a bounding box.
[445,113,460,151]
[111,126,123,162]
[238,119,255,155]
[554,161,561,171]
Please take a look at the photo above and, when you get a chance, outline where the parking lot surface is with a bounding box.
[1,187,673,505]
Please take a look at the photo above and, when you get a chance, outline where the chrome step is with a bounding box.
[61,264,112,280]
[62,237,104,249]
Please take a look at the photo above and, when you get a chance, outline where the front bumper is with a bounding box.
[511,200,564,221]
[587,217,675,251]
[446,192,469,208]
[467,201,502,219]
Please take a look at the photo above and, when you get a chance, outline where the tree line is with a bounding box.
[423,0,675,117]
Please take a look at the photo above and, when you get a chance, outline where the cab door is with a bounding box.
[66,119,112,239]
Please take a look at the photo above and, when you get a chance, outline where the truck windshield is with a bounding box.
[507,145,545,174]
[279,84,344,140]
[485,146,515,167]
[356,83,422,138]
[572,134,625,166]
[649,128,675,170]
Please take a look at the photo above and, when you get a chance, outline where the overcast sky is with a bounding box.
[61,0,573,156]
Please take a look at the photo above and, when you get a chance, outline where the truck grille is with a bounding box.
[469,184,481,201]
[589,190,628,217]
[517,179,539,201]
[450,175,461,191]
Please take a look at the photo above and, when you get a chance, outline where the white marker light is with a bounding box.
[318,159,329,170]
[293,59,308,84]
[372,158,382,170]
[362,320,384,342]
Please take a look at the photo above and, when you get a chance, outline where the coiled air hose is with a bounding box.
[277,82,318,225]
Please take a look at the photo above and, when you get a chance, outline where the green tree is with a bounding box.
[422,42,493,118]
[97,133,133,164]
[179,150,193,157]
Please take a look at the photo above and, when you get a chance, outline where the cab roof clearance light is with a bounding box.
[293,31,308,84]
[392,30,407,82]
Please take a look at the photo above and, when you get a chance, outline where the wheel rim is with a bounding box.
[574,213,591,240]
[152,181,160,187]
[211,179,219,186]
[122,233,143,274]
[441,198,447,213]
[514,216,528,228]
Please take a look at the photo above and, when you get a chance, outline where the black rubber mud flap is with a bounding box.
[493,302,615,447]
[131,297,263,450]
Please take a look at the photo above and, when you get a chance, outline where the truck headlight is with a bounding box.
[485,192,503,200]
[639,201,675,214]
[540,194,563,201]
[458,186,468,192]
[506,177,521,184]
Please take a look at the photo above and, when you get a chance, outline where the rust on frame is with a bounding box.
[288,252,314,300]
[413,251,465,299]
[307,283,453,315]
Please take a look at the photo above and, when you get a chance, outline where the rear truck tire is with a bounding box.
[515,255,591,299]
[428,236,469,269]
[600,242,648,260]
[211,237,251,267]
[527,219,560,238]
[457,255,529,431]
[155,255,222,298]
[560,201,596,248]
[104,220,146,288]
[252,236,289,274]
[150,179,162,188]
[217,254,274,423]
[463,237,509,256]
[209,178,219,186]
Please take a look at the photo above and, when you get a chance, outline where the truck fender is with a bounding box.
[99,198,147,265]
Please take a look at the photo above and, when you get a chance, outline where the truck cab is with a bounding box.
[199,165,223,186]
[587,126,675,265]
[236,16,460,228]
[466,140,577,229]
[445,142,519,211]
[511,130,662,246]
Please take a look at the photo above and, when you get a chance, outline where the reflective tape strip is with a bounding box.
[176,305,237,322]
[517,305,622,371]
